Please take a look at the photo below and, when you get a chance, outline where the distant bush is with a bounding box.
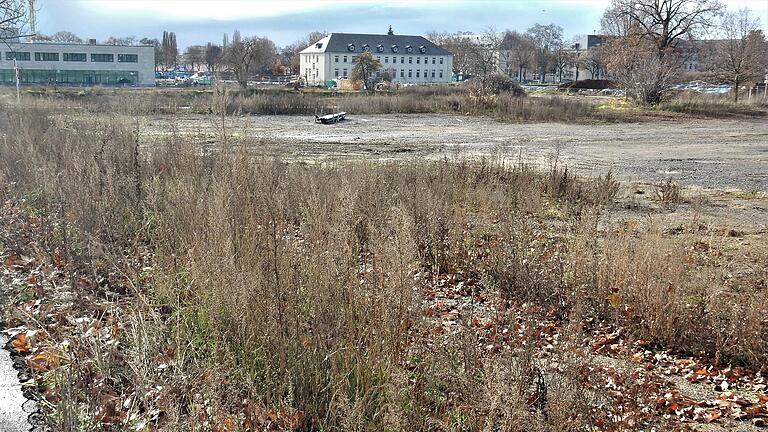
[558,79,616,90]
[486,74,526,96]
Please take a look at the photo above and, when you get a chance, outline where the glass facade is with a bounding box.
[6,51,31,61]
[118,54,138,63]
[90,53,114,62]
[63,53,87,62]
[34,52,59,61]
[0,69,139,85]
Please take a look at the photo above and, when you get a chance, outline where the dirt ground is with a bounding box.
[138,113,768,192]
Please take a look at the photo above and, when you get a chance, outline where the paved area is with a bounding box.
[0,336,29,432]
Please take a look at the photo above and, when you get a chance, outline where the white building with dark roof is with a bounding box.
[300,33,454,86]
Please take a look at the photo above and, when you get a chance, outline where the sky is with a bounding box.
[35,0,768,49]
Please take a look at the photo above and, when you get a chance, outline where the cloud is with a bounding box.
[34,0,766,48]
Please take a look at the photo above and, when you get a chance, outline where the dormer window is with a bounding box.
[377,44,384,52]
[406,45,413,53]
[391,45,398,53]
[419,45,426,53]
[315,43,323,49]
[362,44,369,51]
[348,44,355,52]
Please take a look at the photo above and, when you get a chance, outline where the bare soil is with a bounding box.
[137,113,768,192]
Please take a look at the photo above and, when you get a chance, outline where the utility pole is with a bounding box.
[14,58,20,103]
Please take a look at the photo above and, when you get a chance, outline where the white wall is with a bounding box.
[317,53,453,85]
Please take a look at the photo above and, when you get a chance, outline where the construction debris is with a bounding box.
[315,112,346,124]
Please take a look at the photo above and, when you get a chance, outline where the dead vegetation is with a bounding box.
[0,96,766,431]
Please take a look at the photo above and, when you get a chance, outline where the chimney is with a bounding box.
[88,38,97,45]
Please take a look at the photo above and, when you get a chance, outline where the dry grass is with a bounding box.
[657,91,768,117]
[0,96,766,431]
[3,85,625,123]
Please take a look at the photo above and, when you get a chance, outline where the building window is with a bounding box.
[392,45,398,53]
[416,57,420,64]
[343,56,347,62]
[424,69,428,78]
[408,57,412,64]
[400,56,404,63]
[348,44,355,52]
[440,57,444,65]
[334,69,339,78]
[6,51,30,61]
[0,69,138,85]
[431,70,435,78]
[63,53,87,62]
[400,70,404,78]
[335,55,339,62]
[384,56,388,63]
[377,44,384,52]
[432,58,436,64]
[34,52,59,61]
[91,53,114,62]
[439,70,443,78]
[408,69,412,78]
[416,70,420,78]
[118,54,138,63]
[343,69,347,77]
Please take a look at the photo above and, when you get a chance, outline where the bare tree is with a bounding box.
[526,23,563,82]
[225,31,277,88]
[602,0,724,103]
[204,43,223,74]
[426,31,475,75]
[183,45,206,72]
[51,30,83,43]
[552,39,570,82]
[464,27,505,93]
[1,0,28,40]
[702,9,767,102]
[161,30,178,69]
[503,31,535,82]
[104,35,136,45]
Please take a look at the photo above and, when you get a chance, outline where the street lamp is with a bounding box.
[13,58,20,103]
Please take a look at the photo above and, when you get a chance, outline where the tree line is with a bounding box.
[429,0,767,104]
[3,0,766,102]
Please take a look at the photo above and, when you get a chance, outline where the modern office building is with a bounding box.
[300,33,453,86]
[1,40,155,86]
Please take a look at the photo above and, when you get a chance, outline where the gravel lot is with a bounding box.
[141,113,768,191]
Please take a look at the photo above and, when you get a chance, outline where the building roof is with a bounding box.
[301,33,452,56]
[6,41,154,48]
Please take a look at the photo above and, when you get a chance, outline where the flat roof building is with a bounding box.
[300,33,453,86]
[1,41,155,86]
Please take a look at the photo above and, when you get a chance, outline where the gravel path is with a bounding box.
[0,336,30,432]
[141,114,768,191]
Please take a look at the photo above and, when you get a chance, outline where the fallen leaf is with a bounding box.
[9,333,32,354]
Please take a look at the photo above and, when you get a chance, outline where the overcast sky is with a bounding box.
[35,0,768,48]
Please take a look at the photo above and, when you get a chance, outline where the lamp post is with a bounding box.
[13,58,20,103]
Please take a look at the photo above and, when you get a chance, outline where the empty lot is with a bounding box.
[138,113,768,191]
